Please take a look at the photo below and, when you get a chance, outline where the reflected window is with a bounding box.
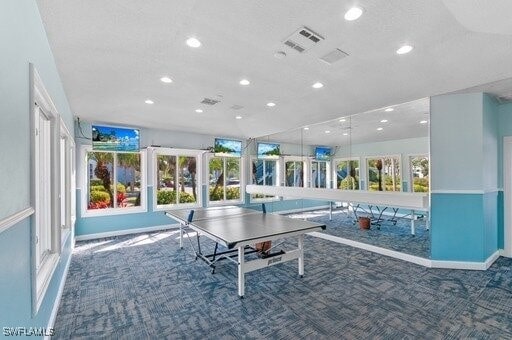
[410,156,429,192]
[311,161,328,188]
[285,161,304,187]
[209,156,241,203]
[335,159,359,190]
[251,158,277,200]
[367,156,401,192]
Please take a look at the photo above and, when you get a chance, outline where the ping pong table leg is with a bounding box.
[179,223,183,249]
[411,210,416,236]
[298,234,304,278]
[238,246,245,298]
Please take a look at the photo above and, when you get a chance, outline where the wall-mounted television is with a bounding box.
[257,142,280,159]
[92,125,140,152]
[214,138,242,157]
[315,146,331,161]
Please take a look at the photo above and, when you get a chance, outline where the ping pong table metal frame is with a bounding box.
[165,205,324,297]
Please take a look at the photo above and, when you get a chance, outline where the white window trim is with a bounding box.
[207,153,245,206]
[365,154,403,192]
[152,147,204,211]
[30,64,61,314]
[60,117,75,247]
[249,156,281,203]
[333,157,361,190]
[80,145,147,217]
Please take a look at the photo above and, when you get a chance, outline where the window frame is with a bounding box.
[80,145,147,217]
[152,147,203,211]
[333,157,361,190]
[409,154,430,193]
[207,153,244,206]
[365,154,402,192]
[249,156,280,202]
[309,159,331,188]
[283,156,307,188]
[59,117,75,247]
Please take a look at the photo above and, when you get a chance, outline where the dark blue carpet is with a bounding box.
[53,229,512,339]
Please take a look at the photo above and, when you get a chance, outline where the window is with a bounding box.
[285,159,304,187]
[209,155,242,203]
[410,155,429,192]
[154,148,202,209]
[84,148,146,215]
[335,159,359,190]
[59,119,75,245]
[251,158,278,200]
[310,161,329,188]
[367,156,401,192]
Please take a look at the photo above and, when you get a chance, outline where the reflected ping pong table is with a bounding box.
[165,205,326,297]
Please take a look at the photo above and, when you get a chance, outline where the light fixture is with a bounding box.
[343,133,348,136]
[344,7,363,21]
[380,119,388,123]
[420,120,428,124]
[274,51,287,59]
[186,37,201,48]
[235,115,242,120]
[160,76,172,83]
[195,109,203,113]
[396,45,413,55]
[377,127,383,131]
[267,102,276,107]
[239,79,250,86]
[312,82,324,89]
[304,127,310,130]
[385,108,394,112]
[325,130,331,134]
[339,118,346,122]
[145,99,154,104]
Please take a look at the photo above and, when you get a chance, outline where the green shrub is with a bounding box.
[90,190,110,204]
[339,176,358,190]
[90,185,106,192]
[116,183,126,193]
[90,179,102,186]
[413,184,428,192]
[209,187,240,201]
[157,190,195,205]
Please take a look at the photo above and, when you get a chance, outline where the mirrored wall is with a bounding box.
[247,98,431,259]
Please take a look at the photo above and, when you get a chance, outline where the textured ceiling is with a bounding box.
[37,0,512,142]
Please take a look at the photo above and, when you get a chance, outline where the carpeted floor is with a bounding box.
[287,208,430,258]
[54,229,512,339]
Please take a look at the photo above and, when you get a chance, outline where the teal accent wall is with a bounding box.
[431,193,485,261]
[0,0,75,331]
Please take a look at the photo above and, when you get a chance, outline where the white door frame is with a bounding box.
[503,136,512,257]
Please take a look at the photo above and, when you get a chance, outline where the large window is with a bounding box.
[85,149,145,214]
[209,156,242,203]
[335,159,360,190]
[285,160,304,187]
[155,149,201,209]
[310,161,329,188]
[367,156,401,192]
[251,158,278,200]
[410,155,429,192]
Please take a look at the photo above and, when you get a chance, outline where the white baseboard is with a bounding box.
[75,224,179,241]
[428,250,500,270]
[309,231,432,267]
[45,249,72,340]
[274,205,330,215]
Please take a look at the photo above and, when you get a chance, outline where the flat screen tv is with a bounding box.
[92,125,140,152]
[315,146,331,161]
[214,138,242,157]
[257,142,280,158]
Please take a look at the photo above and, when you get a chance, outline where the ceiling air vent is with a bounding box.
[320,48,349,65]
[283,26,324,53]
[201,98,220,105]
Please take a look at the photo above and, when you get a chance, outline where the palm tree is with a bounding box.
[187,158,197,200]
[89,152,114,207]
[117,153,140,192]
[376,159,383,191]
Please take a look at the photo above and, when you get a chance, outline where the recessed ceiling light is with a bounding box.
[339,118,346,122]
[420,120,428,124]
[267,102,276,107]
[239,79,250,86]
[145,99,154,104]
[186,37,201,48]
[385,108,394,112]
[160,76,172,83]
[325,130,331,134]
[380,119,388,123]
[344,7,363,21]
[377,127,383,131]
[274,51,287,59]
[235,115,242,120]
[312,82,324,89]
[396,45,413,55]
[343,133,348,136]
[304,127,310,130]
[195,109,203,113]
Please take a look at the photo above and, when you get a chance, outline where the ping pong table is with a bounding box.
[165,205,326,297]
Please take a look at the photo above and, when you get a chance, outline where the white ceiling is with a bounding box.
[37,0,512,142]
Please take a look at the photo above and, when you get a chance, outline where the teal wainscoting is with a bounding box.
[431,193,498,262]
